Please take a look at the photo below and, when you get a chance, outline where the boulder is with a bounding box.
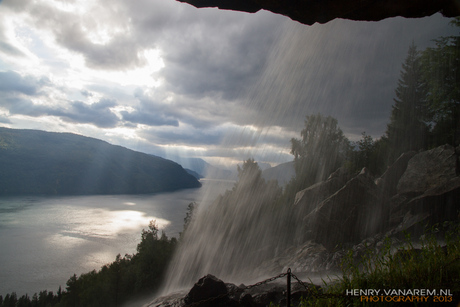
[303,168,387,250]
[390,177,460,235]
[150,274,314,307]
[184,274,229,306]
[176,0,460,25]
[387,145,460,237]
[375,151,416,197]
[397,145,457,196]
[294,167,351,218]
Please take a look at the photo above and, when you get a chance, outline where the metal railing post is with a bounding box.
[287,268,291,307]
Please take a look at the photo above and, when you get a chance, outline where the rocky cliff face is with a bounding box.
[266,144,460,275]
[176,0,460,25]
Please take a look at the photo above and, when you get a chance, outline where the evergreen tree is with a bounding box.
[386,42,429,161]
[180,202,196,238]
[422,17,460,147]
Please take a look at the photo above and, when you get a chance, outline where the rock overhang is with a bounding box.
[176,0,460,25]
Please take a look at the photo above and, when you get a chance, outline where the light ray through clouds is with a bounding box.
[0,0,457,168]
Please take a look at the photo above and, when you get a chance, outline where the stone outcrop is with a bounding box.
[273,144,460,273]
[292,144,460,251]
[148,274,317,307]
[184,274,228,306]
[389,145,460,236]
[177,0,460,25]
[375,151,416,197]
[294,166,351,219]
[303,168,387,250]
[397,144,458,195]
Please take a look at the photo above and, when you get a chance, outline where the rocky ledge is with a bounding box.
[147,274,321,307]
[176,0,460,25]
[259,144,460,275]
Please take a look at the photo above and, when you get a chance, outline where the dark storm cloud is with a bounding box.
[24,2,145,70]
[237,15,457,138]
[139,121,290,149]
[158,11,284,100]
[1,0,32,12]
[121,90,179,127]
[122,111,179,127]
[0,71,49,95]
[24,0,283,98]
[2,97,120,128]
[6,97,54,117]
[81,90,93,97]
[58,35,142,70]
[0,72,121,128]
[57,99,120,128]
[0,115,11,124]
[141,128,223,146]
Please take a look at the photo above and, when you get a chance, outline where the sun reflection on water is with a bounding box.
[47,209,171,248]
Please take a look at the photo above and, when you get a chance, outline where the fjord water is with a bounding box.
[0,179,234,296]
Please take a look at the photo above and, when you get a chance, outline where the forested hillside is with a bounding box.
[0,128,201,195]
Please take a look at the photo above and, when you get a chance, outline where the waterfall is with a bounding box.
[159,14,453,294]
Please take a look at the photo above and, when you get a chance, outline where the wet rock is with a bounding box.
[176,0,460,25]
[304,168,387,250]
[397,144,457,195]
[251,286,284,306]
[376,151,416,197]
[294,167,351,219]
[287,241,328,272]
[388,145,460,236]
[184,274,229,306]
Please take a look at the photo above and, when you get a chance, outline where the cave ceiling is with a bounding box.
[177,0,460,25]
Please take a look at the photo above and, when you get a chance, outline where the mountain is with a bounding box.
[164,156,234,179]
[261,161,295,186]
[0,128,201,195]
[184,168,203,179]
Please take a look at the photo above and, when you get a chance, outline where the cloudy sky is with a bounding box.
[0,0,457,169]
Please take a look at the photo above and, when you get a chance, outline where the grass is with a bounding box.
[277,222,460,306]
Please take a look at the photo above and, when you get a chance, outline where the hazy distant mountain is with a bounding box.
[0,128,201,195]
[184,168,203,179]
[164,156,234,179]
[262,161,295,186]
[257,162,272,171]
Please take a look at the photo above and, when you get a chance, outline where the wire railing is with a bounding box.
[184,268,348,307]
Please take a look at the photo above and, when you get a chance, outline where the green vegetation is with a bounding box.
[286,114,351,203]
[0,128,201,195]
[0,220,178,307]
[286,224,460,306]
[284,17,460,200]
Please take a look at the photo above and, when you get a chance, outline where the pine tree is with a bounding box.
[386,42,429,161]
[422,17,460,147]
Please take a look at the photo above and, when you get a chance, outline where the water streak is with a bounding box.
[161,15,455,294]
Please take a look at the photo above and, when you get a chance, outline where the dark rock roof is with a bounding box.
[177,0,460,25]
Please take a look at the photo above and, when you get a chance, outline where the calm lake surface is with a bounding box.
[0,179,234,296]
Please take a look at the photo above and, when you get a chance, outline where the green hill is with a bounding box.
[0,128,201,195]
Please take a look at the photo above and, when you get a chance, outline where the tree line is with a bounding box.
[0,220,180,307]
[289,18,459,196]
